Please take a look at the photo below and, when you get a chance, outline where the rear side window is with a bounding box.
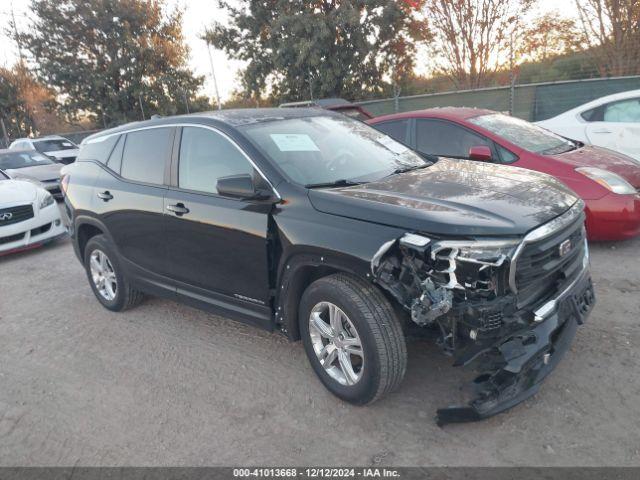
[416,119,490,159]
[374,120,410,145]
[121,128,173,185]
[178,126,254,194]
[78,135,119,163]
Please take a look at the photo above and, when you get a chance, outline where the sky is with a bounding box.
[0,0,580,102]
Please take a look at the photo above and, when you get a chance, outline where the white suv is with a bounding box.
[10,135,79,164]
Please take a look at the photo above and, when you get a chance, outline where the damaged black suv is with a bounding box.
[62,109,595,424]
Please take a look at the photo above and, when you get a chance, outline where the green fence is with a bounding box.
[356,76,640,121]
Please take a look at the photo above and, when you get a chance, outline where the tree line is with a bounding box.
[1,0,638,143]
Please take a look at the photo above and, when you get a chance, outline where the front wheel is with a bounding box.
[299,273,407,405]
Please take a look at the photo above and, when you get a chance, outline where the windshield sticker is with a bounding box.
[270,134,320,152]
[377,135,408,154]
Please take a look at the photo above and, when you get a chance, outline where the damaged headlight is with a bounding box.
[430,238,519,291]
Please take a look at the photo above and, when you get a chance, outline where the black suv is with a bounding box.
[62,109,595,425]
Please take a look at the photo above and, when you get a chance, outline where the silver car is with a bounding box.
[0,149,64,199]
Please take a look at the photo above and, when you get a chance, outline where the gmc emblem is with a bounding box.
[559,239,572,257]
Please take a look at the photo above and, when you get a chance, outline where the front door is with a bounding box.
[163,125,274,322]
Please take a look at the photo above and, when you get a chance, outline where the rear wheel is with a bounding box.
[299,273,407,405]
[84,235,143,312]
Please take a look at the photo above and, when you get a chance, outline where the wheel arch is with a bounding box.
[276,251,379,341]
[73,215,114,262]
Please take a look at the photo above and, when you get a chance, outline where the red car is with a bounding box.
[368,108,640,241]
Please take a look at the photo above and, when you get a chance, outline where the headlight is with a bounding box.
[38,190,54,209]
[431,239,519,266]
[429,239,519,291]
[576,167,636,195]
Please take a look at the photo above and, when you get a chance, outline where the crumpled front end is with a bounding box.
[371,202,595,425]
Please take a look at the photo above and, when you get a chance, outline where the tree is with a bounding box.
[575,0,640,76]
[21,0,207,127]
[423,0,534,90]
[0,64,69,145]
[205,1,430,102]
[517,13,582,63]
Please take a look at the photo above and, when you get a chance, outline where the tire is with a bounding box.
[299,273,407,405]
[83,234,143,312]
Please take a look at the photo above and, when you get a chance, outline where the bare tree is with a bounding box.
[516,13,582,63]
[575,0,640,76]
[424,0,534,89]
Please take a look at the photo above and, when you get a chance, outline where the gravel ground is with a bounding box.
[0,205,639,466]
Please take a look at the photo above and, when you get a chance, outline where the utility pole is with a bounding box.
[206,42,222,110]
[509,30,515,116]
[0,117,10,148]
[138,93,145,120]
[10,2,24,64]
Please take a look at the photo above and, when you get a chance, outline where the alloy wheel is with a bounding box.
[89,249,118,301]
[308,301,364,386]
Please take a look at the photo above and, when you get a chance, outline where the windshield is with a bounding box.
[33,138,76,152]
[470,113,576,154]
[0,151,55,169]
[239,114,427,186]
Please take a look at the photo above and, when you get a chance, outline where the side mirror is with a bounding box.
[216,174,273,200]
[468,145,493,162]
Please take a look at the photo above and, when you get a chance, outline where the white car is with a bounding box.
[9,135,79,164]
[537,89,640,162]
[0,169,67,256]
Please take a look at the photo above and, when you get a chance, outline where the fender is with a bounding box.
[275,250,374,341]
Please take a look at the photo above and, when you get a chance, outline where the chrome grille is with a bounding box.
[510,203,588,309]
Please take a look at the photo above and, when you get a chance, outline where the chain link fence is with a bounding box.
[356,75,640,121]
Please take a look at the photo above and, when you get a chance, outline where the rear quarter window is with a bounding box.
[78,135,120,163]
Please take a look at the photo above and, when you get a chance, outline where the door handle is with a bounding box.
[97,191,113,201]
[166,203,190,216]
[591,129,612,134]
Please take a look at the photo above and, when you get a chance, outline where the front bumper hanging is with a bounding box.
[436,268,595,426]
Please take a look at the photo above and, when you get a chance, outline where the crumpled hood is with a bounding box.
[0,179,38,207]
[5,164,63,182]
[552,145,640,188]
[308,158,579,237]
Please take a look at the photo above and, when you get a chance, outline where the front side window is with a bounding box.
[239,114,426,186]
[0,151,55,170]
[415,119,490,159]
[178,127,255,194]
[121,128,173,185]
[603,98,640,123]
[470,113,576,155]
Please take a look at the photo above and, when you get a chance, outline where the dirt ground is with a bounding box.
[0,205,639,466]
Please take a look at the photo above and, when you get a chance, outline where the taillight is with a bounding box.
[60,174,70,195]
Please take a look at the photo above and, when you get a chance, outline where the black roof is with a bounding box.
[83,108,335,144]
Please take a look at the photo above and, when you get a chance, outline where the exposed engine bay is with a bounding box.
[371,231,595,425]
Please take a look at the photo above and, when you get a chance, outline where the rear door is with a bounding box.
[93,127,175,281]
[585,97,640,161]
[163,125,274,323]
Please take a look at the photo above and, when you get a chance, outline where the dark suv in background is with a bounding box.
[62,109,595,425]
